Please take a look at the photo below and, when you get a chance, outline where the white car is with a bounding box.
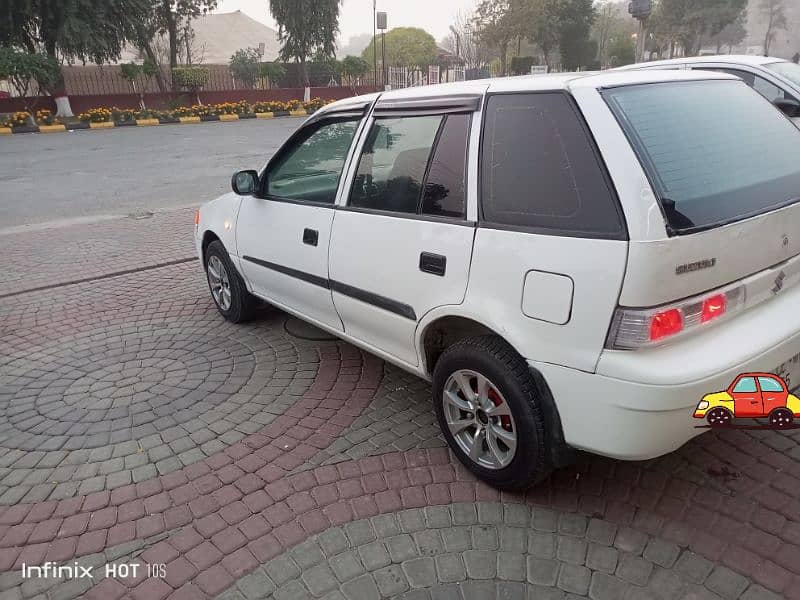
[615,54,800,122]
[196,69,800,489]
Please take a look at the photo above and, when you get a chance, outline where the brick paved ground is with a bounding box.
[1,208,800,599]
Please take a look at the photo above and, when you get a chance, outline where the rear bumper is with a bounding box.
[532,306,800,459]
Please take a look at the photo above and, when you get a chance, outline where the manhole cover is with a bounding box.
[284,317,337,341]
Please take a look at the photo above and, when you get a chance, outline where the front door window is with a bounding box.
[266,118,360,204]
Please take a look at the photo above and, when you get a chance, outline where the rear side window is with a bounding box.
[349,114,470,218]
[350,115,441,214]
[421,114,470,218]
[480,93,624,238]
[604,80,800,233]
[759,377,784,392]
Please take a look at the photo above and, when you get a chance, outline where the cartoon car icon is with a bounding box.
[693,373,800,428]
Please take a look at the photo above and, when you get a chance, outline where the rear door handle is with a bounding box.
[303,228,319,246]
[419,252,446,276]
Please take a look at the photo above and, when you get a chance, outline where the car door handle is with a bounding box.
[303,228,319,247]
[419,252,446,276]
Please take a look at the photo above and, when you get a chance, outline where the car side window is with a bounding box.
[349,115,442,214]
[420,114,471,218]
[480,92,624,238]
[752,75,786,102]
[759,377,784,392]
[733,377,757,393]
[701,67,792,102]
[266,118,360,204]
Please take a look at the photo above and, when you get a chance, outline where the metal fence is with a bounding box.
[2,62,496,98]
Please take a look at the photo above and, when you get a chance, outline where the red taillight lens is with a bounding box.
[701,294,726,323]
[194,209,200,225]
[649,308,683,341]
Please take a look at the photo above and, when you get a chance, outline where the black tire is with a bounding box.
[769,407,794,429]
[204,240,257,323]
[432,335,552,490]
[706,407,733,428]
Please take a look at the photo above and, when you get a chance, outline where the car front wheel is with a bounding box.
[706,407,733,427]
[432,335,552,490]
[204,240,257,323]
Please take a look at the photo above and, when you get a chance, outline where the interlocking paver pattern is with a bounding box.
[1,207,800,599]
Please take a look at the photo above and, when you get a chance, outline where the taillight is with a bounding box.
[701,294,726,323]
[607,284,745,350]
[649,308,682,341]
[194,209,200,226]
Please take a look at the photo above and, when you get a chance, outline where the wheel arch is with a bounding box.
[200,230,221,264]
[418,311,573,469]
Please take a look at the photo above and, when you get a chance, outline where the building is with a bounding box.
[739,0,800,58]
[119,10,282,65]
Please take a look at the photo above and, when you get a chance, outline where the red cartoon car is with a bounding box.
[693,373,800,428]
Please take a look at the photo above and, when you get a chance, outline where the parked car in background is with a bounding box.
[196,69,800,489]
[615,55,800,122]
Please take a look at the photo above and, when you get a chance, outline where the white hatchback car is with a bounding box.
[196,69,800,489]
[616,54,800,122]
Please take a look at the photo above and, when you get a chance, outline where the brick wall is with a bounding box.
[0,86,377,115]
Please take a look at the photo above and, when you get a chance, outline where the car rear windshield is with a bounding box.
[603,79,800,234]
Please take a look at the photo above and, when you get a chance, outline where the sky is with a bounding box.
[214,0,478,46]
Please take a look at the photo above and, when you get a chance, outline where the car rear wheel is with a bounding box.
[706,407,733,427]
[769,407,794,429]
[432,335,552,490]
[205,240,257,323]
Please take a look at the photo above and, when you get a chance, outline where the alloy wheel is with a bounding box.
[442,369,518,469]
[207,255,232,311]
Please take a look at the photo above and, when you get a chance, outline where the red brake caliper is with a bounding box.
[487,388,512,431]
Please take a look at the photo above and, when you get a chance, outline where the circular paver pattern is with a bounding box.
[0,311,323,505]
[11,330,256,440]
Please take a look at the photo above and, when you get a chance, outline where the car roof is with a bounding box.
[316,69,737,117]
[616,54,786,70]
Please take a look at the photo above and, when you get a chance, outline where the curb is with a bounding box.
[0,109,315,136]
[38,124,67,134]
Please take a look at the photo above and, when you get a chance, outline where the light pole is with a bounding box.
[373,0,377,89]
[449,25,461,60]
[378,12,387,89]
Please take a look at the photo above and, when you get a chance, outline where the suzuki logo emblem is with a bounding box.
[773,271,786,295]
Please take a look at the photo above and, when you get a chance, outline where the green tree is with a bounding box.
[229,47,262,89]
[150,0,217,81]
[557,0,597,70]
[120,60,157,109]
[341,55,369,83]
[607,35,636,66]
[0,0,152,113]
[709,11,747,53]
[259,61,286,87]
[472,0,525,76]
[361,27,438,68]
[269,0,343,87]
[761,0,787,55]
[592,1,637,65]
[0,47,59,115]
[172,66,209,104]
[654,0,747,56]
[520,0,563,70]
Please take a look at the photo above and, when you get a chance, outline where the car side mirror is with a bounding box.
[775,97,800,118]
[231,170,259,195]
